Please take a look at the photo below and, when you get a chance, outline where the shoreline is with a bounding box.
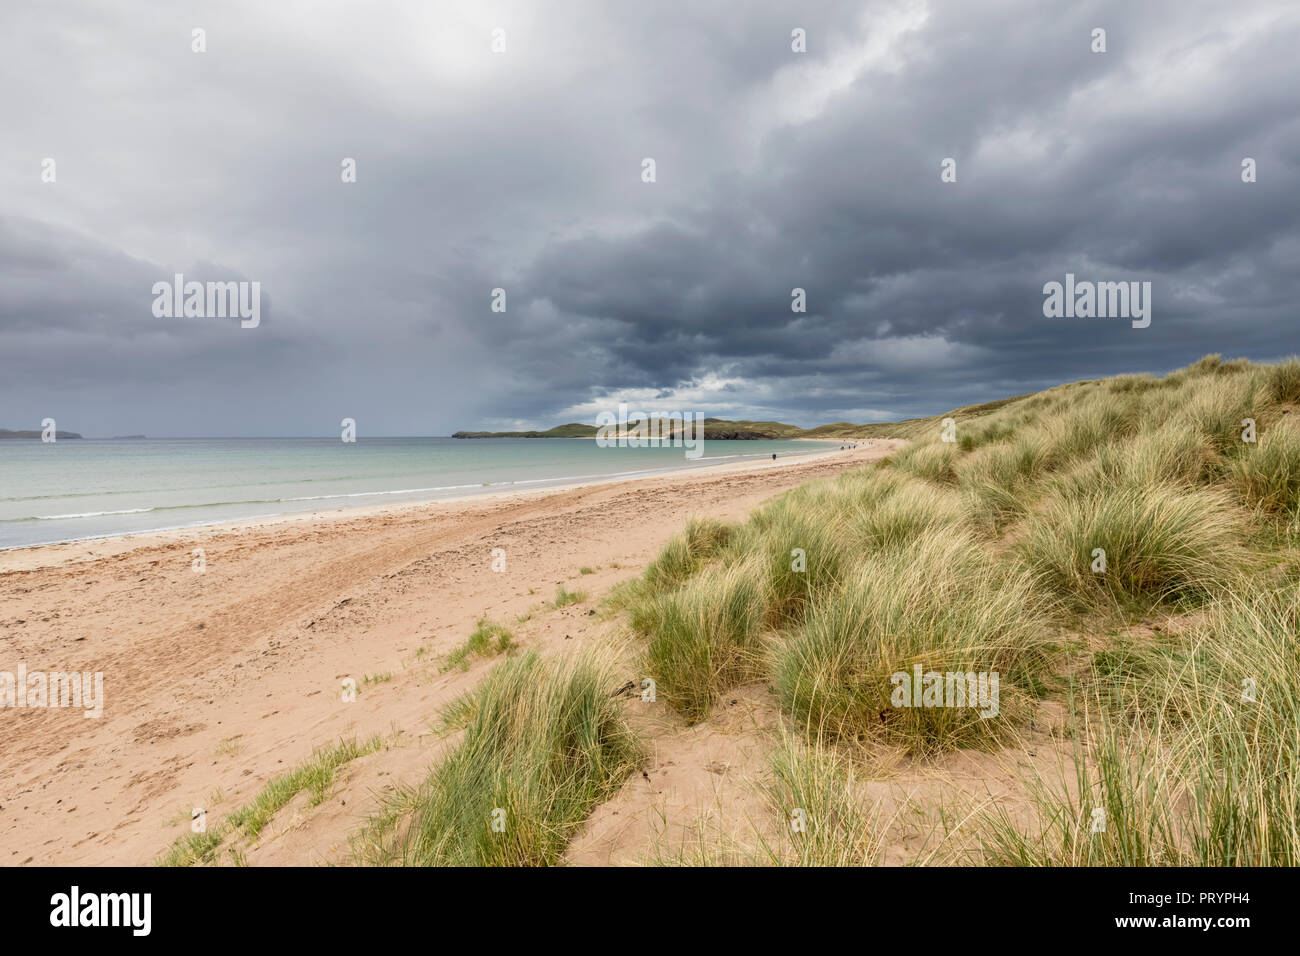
[0,440,848,572]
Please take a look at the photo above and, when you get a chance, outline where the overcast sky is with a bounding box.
[2,0,1298,436]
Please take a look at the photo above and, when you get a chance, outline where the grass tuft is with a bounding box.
[363,652,640,866]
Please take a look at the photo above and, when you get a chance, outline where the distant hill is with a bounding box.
[452,419,802,440]
[0,428,83,439]
[700,417,808,439]
[453,396,1058,442]
[797,392,1038,441]
[452,423,598,439]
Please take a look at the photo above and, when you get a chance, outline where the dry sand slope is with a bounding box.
[0,441,908,865]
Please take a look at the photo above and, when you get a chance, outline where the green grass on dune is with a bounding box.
[442,617,515,671]
[632,557,766,722]
[774,526,1054,754]
[641,516,733,590]
[159,735,383,866]
[363,651,640,867]
[1020,482,1249,611]
[978,584,1300,865]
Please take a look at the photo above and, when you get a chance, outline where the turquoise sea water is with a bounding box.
[0,437,836,549]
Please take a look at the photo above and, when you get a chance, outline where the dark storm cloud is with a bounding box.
[2,0,1298,435]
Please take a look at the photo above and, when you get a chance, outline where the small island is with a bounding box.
[0,428,83,439]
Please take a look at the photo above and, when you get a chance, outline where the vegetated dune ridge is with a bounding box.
[584,354,1300,867]
[0,439,894,865]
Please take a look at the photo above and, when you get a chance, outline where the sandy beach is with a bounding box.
[0,439,901,865]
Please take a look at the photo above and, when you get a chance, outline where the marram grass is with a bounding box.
[363,651,640,867]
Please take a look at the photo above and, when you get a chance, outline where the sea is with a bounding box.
[0,437,836,549]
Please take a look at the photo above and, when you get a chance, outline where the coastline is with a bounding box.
[0,439,846,572]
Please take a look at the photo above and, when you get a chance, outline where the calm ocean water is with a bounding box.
[0,437,835,549]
